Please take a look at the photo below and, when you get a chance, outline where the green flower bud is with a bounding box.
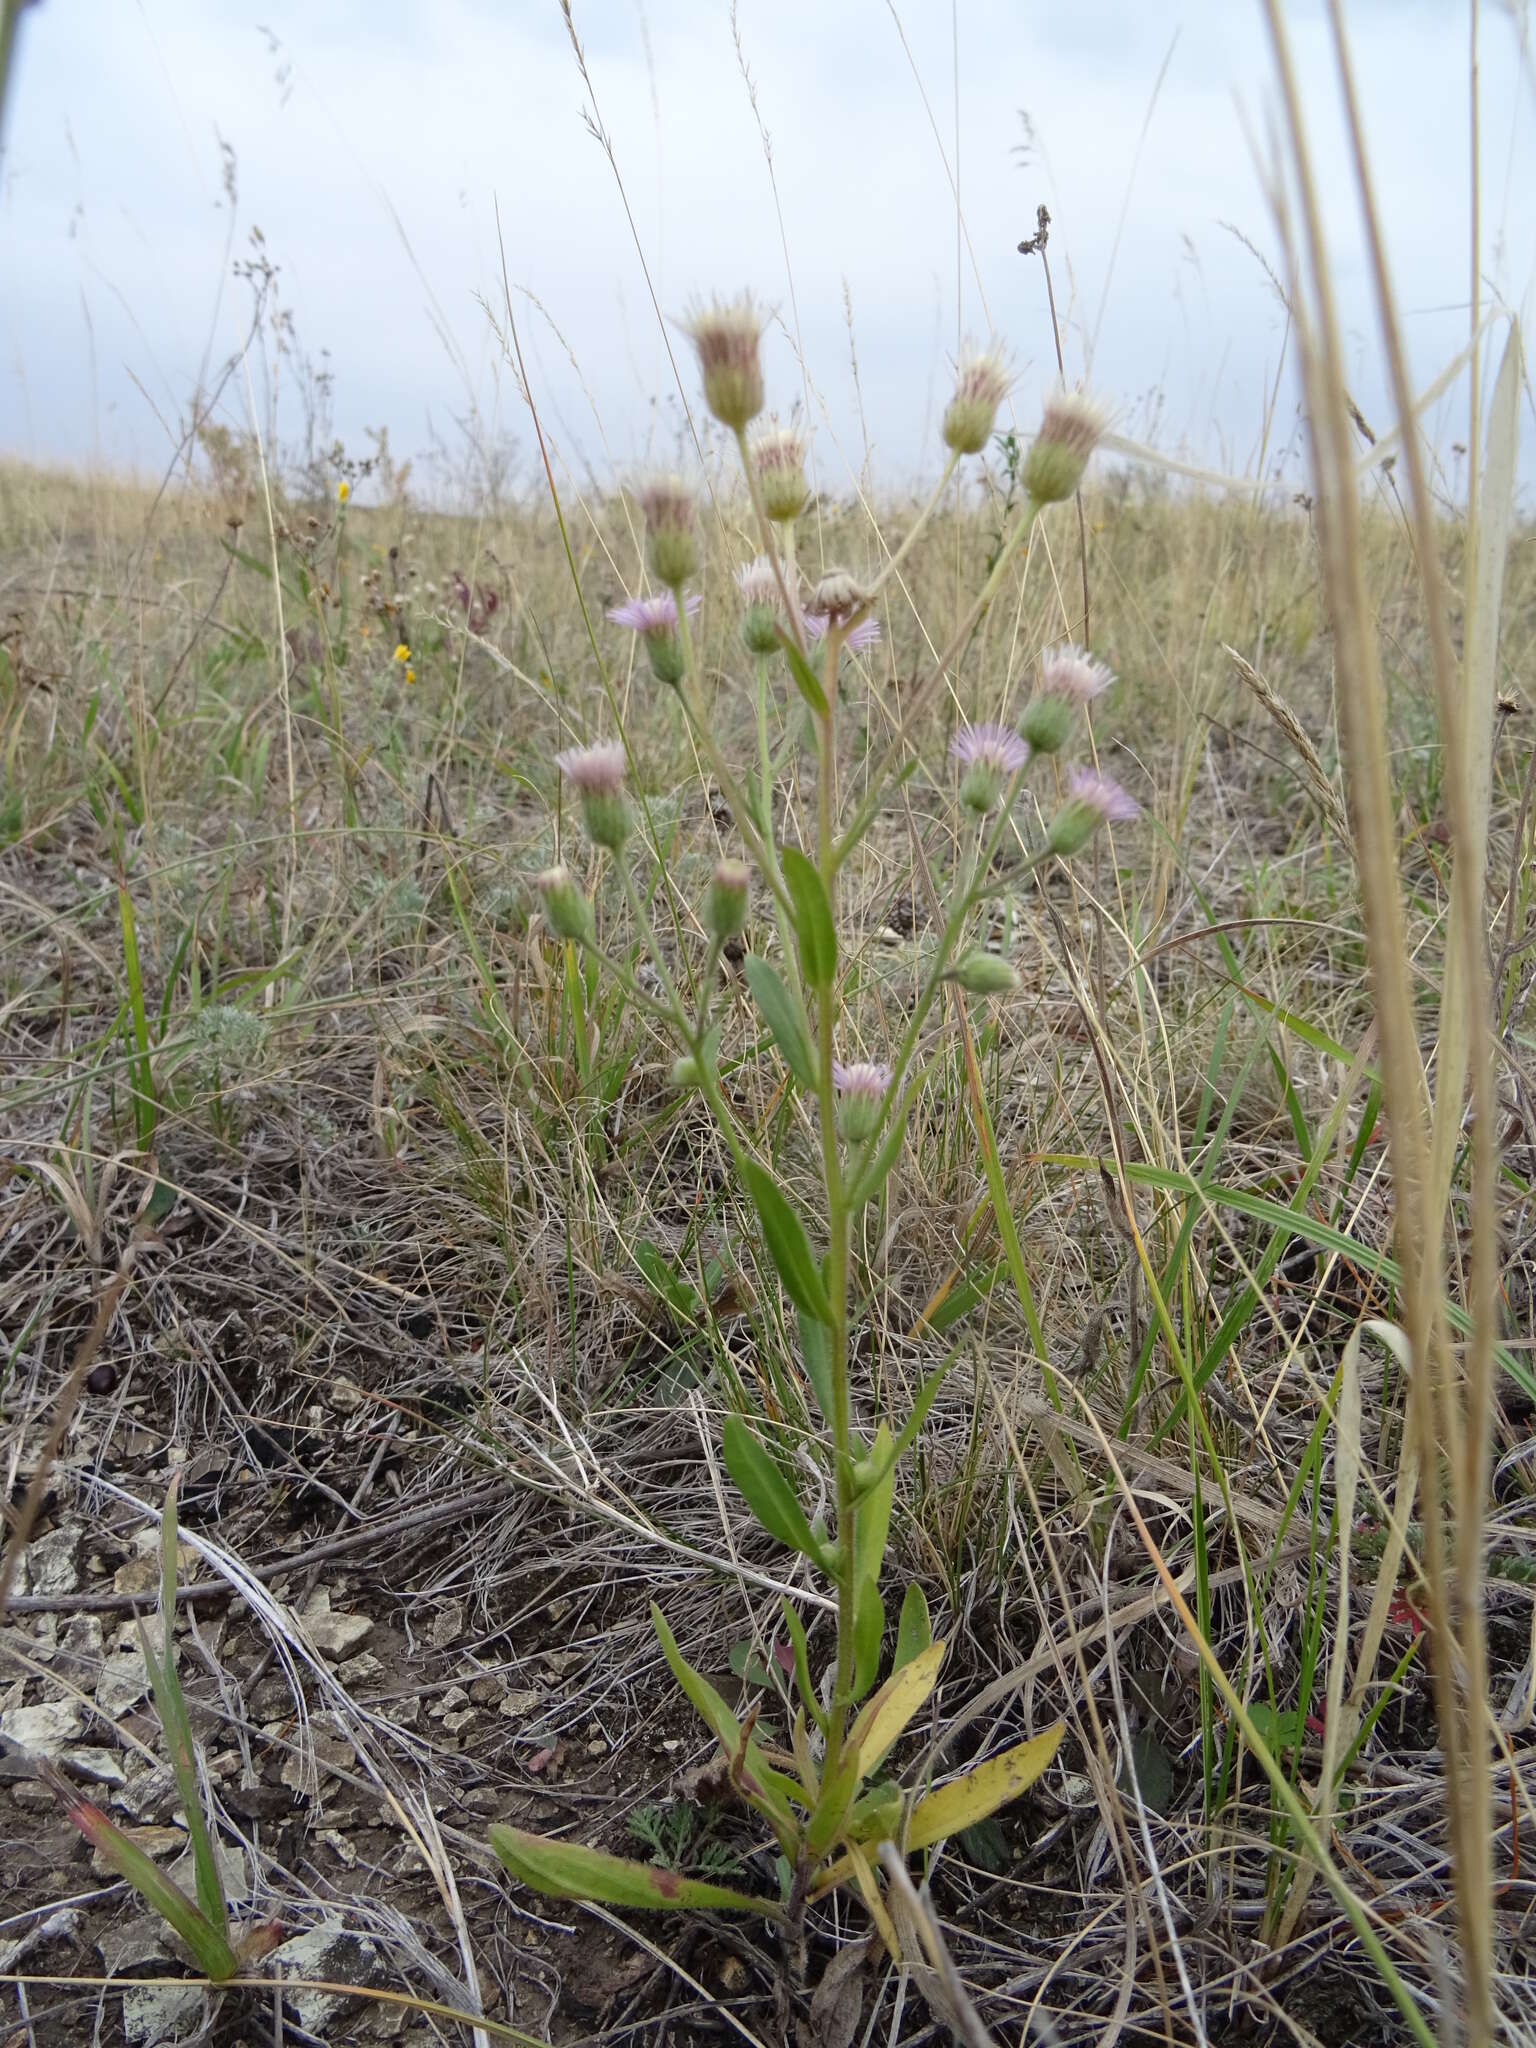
[671,1054,702,1090]
[1046,770,1138,857]
[1020,692,1074,756]
[683,296,767,432]
[646,632,686,688]
[742,604,780,656]
[1021,388,1105,504]
[946,950,1020,996]
[942,349,1011,457]
[579,789,630,851]
[537,865,593,944]
[750,421,808,523]
[706,859,750,941]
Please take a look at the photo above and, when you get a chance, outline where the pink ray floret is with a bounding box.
[832,1059,892,1097]
[804,612,881,651]
[949,722,1029,776]
[554,741,627,794]
[1040,644,1114,702]
[606,591,701,637]
[1066,767,1139,823]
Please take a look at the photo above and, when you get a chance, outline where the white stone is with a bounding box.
[268,1920,378,2034]
[24,1527,79,1596]
[1,1699,85,1756]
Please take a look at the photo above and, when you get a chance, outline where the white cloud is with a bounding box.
[1,1,1530,496]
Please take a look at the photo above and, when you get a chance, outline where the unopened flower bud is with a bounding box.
[1046,768,1139,856]
[1020,693,1074,755]
[607,588,700,690]
[537,865,594,943]
[1022,388,1105,504]
[683,296,767,431]
[946,950,1020,996]
[706,859,750,941]
[671,1054,702,1090]
[736,556,783,656]
[942,349,1011,457]
[750,421,808,522]
[636,476,699,588]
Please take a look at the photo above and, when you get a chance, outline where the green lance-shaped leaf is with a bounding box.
[853,1423,896,1591]
[798,1310,835,1425]
[805,1738,864,1859]
[853,1575,885,1702]
[780,1597,828,1734]
[43,1767,237,1980]
[148,1481,227,1934]
[740,1158,832,1325]
[490,1824,770,1916]
[743,953,818,1092]
[893,1582,933,1676]
[723,1415,823,1564]
[848,1089,911,1208]
[776,627,829,717]
[780,847,837,991]
[651,1605,799,1839]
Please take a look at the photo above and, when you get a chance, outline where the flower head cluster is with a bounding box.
[736,556,784,656]
[1022,387,1105,504]
[635,475,699,589]
[832,1059,892,1143]
[950,721,1029,813]
[1048,767,1139,856]
[683,296,767,432]
[943,348,1012,457]
[607,587,701,688]
[1022,644,1115,752]
[749,420,808,522]
[555,741,630,850]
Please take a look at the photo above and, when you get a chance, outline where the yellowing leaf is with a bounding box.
[905,1725,1063,1849]
[811,1723,1064,1898]
[848,1640,945,1777]
[489,1823,770,1916]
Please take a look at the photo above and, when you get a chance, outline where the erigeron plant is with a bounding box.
[492,297,1134,1963]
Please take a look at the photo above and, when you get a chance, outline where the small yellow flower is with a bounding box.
[393,642,411,663]
[337,480,350,503]
[405,666,417,685]
[360,624,371,638]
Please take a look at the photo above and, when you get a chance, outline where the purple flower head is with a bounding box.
[804,612,881,652]
[1065,767,1139,824]
[681,295,768,431]
[949,722,1030,778]
[832,1058,892,1141]
[832,1059,892,1098]
[554,741,627,795]
[606,590,701,639]
[1040,644,1114,703]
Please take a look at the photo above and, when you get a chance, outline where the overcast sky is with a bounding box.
[1,3,1531,503]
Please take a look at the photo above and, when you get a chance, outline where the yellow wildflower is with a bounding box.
[337,480,350,503]
[405,666,417,684]
[393,642,410,663]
